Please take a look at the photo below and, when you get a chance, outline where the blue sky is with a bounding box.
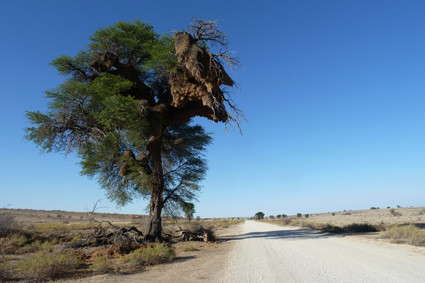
[1,0,425,218]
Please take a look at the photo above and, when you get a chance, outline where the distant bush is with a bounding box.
[296,213,302,218]
[254,212,265,220]
[18,248,80,281]
[276,214,281,219]
[304,214,309,218]
[345,223,378,233]
[269,215,275,219]
[322,224,344,234]
[370,207,378,210]
[281,214,287,218]
[389,209,402,217]
[332,213,336,216]
[383,225,425,246]
[89,255,114,274]
[120,244,175,270]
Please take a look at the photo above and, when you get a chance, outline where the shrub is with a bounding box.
[254,212,265,220]
[345,223,378,233]
[181,245,199,252]
[296,213,302,218]
[0,211,16,234]
[276,214,281,219]
[332,213,335,216]
[322,224,344,234]
[121,244,175,270]
[281,214,287,218]
[389,209,402,217]
[0,261,10,281]
[304,214,309,218]
[89,256,114,274]
[18,248,80,281]
[269,215,275,219]
[382,225,425,246]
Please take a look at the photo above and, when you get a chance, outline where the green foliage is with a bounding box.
[25,20,213,230]
[296,213,302,218]
[254,212,265,220]
[304,214,309,218]
[269,215,275,219]
[181,202,195,221]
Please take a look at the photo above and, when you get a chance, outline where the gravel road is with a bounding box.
[217,221,425,283]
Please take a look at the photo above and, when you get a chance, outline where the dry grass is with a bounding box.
[0,209,243,280]
[89,255,114,274]
[382,225,425,246]
[120,244,175,271]
[17,247,80,281]
[181,245,199,252]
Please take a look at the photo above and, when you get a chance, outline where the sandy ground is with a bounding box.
[65,220,425,282]
[217,221,425,282]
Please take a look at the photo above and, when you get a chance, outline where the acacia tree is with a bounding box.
[181,202,195,222]
[254,212,265,220]
[25,20,240,240]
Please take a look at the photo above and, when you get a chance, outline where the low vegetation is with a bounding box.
[17,246,80,281]
[0,209,240,281]
[258,207,425,247]
[120,245,175,271]
[181,245,199,252]
[382,225,425,246]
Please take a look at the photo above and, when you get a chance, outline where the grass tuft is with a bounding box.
[382,225,425,246]
[181,245,199,252]
[17,248,80,281]
[89,255,114,274]
[120,244,175,271]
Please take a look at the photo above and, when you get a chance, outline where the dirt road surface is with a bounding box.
[217,221,425,282]
[69,221,425,282]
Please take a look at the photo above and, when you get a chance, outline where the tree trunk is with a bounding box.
[145,135,164,242]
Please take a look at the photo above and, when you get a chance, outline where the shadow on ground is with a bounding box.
[220,228,339,242]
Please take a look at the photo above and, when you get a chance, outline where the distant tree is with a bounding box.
[281,214,287,218]
[269,215,275,219]
[182,202,195,221]
[25,20,241,241]
[276,214,281,219]
[254,212,265,220]
[296,213,302,218]
[304,214,309,218]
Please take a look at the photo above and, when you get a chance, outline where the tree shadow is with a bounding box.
[220,228,339,242]
[172,255,196,263]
